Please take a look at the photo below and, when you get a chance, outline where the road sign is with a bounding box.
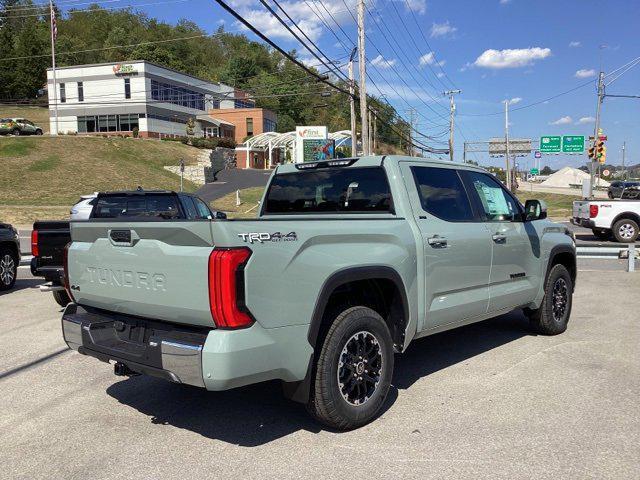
[540,136,561,153]
[603,169,610,176]
[562,135,585,153]
[534,150,541,158]
[530,168,539,175]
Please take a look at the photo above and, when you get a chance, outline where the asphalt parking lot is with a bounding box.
[1,264,639,480]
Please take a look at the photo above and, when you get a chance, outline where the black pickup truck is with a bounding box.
[32,191,226,306]
[1,222,21,291]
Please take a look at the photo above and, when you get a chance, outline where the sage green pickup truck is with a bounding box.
[61,156,576,429]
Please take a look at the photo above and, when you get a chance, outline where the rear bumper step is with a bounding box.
[62,303,209,388]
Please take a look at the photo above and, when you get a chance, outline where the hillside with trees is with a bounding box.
[0,1,411,148]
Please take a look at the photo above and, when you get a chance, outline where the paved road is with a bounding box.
[196,168,272,203]
[1,265,638,479]
[520,181,608,199]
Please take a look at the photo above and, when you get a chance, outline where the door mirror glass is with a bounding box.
[214,211,227,220]
[524,199,547,221]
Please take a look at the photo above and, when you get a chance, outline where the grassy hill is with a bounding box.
[0,106,50,133]
[0,136,201,224]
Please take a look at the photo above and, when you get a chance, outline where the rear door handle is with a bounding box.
[492,233,507,244]
[427,235,448,248]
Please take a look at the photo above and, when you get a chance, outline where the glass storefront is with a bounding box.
[77,113,143,133]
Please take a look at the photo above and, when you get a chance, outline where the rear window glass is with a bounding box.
[264,167,393,214]
[92,194,183,219]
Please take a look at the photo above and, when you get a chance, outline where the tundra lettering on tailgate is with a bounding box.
[86,266,166,291]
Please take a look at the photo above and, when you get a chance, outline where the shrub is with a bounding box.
[132,127,139,138]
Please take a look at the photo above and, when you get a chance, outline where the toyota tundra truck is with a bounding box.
[61,156,576,429]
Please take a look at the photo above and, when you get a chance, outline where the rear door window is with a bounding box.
[194,198,213,219]
[264,167,392,214]
[410,166,474,222]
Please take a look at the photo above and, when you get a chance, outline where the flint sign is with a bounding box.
[295,126,332,163]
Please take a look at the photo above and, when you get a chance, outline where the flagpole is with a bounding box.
[49,0,58,136]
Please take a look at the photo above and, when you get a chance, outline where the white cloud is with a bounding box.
[575,68,596,78]
[419,51,445,67]
[508,97,522,105]
[430,21,457,38]
[371,54,397,69]
[549,116,573,125]
[404,0,426,14]
[569,41,581,48]
[576,116,595,124]
[474,47,551,69]
[436,72,445,78]
[499,0,511,4]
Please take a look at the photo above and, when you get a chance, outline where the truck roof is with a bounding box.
[274,155,487,175]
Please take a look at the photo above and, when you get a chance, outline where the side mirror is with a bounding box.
[524,199,547,221]
[214,211,227,220]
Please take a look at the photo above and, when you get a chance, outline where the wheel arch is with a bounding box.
[546,245,577,291]
[612,211,640,228]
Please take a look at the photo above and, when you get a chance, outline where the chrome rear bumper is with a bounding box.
[61,303,208,388]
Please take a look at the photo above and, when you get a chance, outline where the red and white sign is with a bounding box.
[602,169,610,176]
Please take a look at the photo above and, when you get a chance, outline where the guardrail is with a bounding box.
[576,244,637,272]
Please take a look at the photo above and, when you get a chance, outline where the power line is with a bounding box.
[0,0,192,19]
[2,0,123,12]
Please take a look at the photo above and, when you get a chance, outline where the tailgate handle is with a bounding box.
[109,229,139,247]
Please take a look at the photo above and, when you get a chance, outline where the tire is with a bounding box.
[527,264,573,335]
[307,306,394,430]
[52,289,71,307]
[35,129,43,136]
[591,228,611,241]
[612,218,639,243]
[607,191,614,199]
[0,248,18,291]
[12,128,20,136]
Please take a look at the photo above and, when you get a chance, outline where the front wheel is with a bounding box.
[35,129,43,135]
[308,306,394,430]
[0,249,18,290]
[527,264,573,335]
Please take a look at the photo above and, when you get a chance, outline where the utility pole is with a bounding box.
[589,71,605,198]
[49,0,59,136]
[348,47,358,156]
[406,108,416,156]
[463,141,467,163]
[367,109,373,154]
[504,100,511,191]
[357,0,369,155]
[444,89,461,161]
[622,141,626,180]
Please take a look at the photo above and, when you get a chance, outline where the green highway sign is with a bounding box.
[562,135,585,153]
[530,168,539,175]
[540,136,561,153]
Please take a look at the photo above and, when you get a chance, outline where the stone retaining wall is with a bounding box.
[163,147,236,186]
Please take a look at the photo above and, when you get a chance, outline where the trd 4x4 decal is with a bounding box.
[237,232,298,244]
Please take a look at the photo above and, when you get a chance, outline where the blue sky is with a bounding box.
[62,0,640,167]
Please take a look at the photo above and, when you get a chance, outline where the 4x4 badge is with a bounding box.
[237,232,297,244]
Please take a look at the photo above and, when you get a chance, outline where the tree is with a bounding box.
[541,165,554,175]
[185,117,195,136]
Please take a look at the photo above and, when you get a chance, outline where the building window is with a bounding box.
[77,114,142,133]
[59,83,66,103]
[263,117,276,132]
[246,117,253,136]
[124,78,131,99]
[150,79,205,110]
[234,98,255,109]
[77,82,84,102]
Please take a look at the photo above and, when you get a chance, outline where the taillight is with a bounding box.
[63,242,75,303]
[208,247,254,329]
[31,229,39,257]
[589,204,599,218]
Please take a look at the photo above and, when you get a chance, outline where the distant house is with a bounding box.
[46,61,276,145]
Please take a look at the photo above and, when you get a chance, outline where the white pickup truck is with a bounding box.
[572,199,640,242]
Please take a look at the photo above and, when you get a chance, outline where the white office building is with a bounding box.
[46,61,253,138]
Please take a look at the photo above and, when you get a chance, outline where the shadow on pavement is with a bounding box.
[1,277,41,294]
[106,310,530,445]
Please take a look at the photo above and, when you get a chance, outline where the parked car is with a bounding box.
[572,198,640,242]
[0,118,44,136]
[32,190,224,306]
[69,193,98,221]
[608,180,640,199]
[61,156,577,429]
[0,222,20,291]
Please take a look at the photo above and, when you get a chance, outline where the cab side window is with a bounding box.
[465,171,521,222]
[411,166,474,222]
[194,198,213,219]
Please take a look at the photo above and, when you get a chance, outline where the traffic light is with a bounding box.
[588,145,596,159]
[598,144,607,164]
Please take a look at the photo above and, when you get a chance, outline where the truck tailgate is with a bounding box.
[573,200,590,219]
[68,221,215,327]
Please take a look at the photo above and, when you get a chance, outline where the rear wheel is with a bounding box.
[527,264,573,335]
[52,289,71,307]
[0,248,18,291]
[612,218,639,243]
[12,128,20,136]
[35,129,43,136]
[591,228,611,240]
[308,306,394,430]
[607,191,614,199]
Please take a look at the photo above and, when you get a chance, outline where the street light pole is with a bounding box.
[443,89,461,161]
[348,47,358,157]
[49,0,59,136]
[357,0,369,155]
